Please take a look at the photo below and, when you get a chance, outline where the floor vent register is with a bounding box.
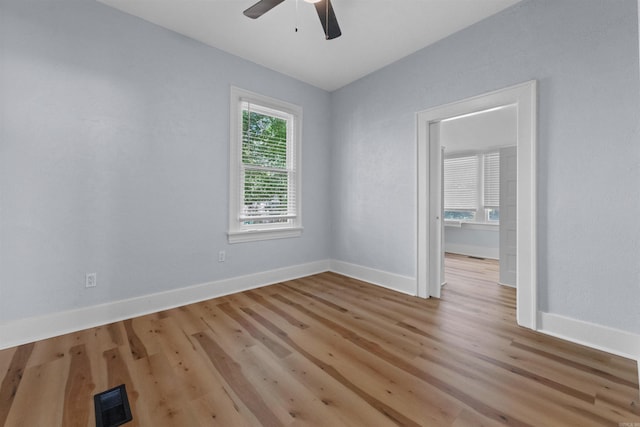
[94,384,133,427]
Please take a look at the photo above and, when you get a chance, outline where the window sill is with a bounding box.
[228,227,303,244]
[445,221,498,231]
[444,220,463,228]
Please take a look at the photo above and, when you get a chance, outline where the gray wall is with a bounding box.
[0,0,331,323]
[330,0,640,334]
[444,226,499,260]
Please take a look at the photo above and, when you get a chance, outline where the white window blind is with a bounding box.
[444,155,479,210]
[229,87,302,243]
[240,101,296,225]
[483,152,500,207]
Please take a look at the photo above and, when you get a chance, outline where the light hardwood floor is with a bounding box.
[1,254,638,426]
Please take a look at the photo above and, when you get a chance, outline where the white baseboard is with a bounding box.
[444,244,499,260]
[329,260,416,296]
[5,261,638,389]
[0,260,330,350]
[498,281,516,288]
[537,311,640,362]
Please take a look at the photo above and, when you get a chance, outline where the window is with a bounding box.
[483,152,500,222]
[444,151,500,224]
[444,155,479,222]
[228,87,302,243]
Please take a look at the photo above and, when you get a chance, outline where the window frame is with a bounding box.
[483,151,500,224]
[443,150,500,226]
[228,86,303,243]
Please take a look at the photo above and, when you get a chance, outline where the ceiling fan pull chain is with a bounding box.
[242,0,340,40]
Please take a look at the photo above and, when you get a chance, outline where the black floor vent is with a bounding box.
[468,256,486,260]
[94,384,133,427]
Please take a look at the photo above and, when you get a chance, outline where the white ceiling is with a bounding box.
[97,0,520,91]
[440,105,517,153]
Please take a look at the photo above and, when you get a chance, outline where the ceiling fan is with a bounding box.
[243,0,341,40]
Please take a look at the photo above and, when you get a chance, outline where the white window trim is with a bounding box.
[445,221,498,231]
[228,86,303,243]
[443,149,501,226]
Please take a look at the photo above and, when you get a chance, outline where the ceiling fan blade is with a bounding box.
[314,0,341,39]
[243,0,285,19]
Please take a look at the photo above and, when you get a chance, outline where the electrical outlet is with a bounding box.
[85,272,97,288]
[218,250,226,263]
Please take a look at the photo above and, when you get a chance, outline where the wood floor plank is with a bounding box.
[0,254,638,426]
[193,331,283,427]
[188,390,257,427]
[78,324,123,400]
[272,293,537,426]
[218,302,292,359]
[163,305,210,336]
[24,333,75,369]
[510,339,638,389]
[232,344,350,427]
[272,351,404,427]
[0,347,17,387]
[4,355,68,426]
[396,317,607,400]
[416,340,619,427]
[0,344,33,426]
[192,302,258,351]
[151,316,219,401]
[130,351,201,426]
[240,306,426,426]
[283,279,428,358]
[274,285,426,364]
[245,289,310,330]
[103,346,142,427]
[451,408,506,427]
[62,344,95,427]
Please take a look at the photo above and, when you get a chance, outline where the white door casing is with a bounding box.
[426,123,444,298]
[416,80,537,330]
[440,146,446,288]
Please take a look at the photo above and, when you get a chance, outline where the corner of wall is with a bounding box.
[329,259,417,296]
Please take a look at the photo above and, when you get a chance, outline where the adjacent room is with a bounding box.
[1,0,639,425]
[440,105,517,288]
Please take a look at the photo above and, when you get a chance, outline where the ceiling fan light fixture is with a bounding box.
[304,0,322,3]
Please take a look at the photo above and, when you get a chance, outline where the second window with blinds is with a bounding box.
[228,87,302,243]
[443,151,500,224]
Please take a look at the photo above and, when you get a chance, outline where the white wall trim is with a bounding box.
[537,311,640,362]
[444,244,499,260]
[3,262,639,388]
[497,281,516,289]
[329,260,416,296]
[0,260,330,350]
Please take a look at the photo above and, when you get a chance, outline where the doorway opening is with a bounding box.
[439,106,518,291]
[416,81,537,330]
